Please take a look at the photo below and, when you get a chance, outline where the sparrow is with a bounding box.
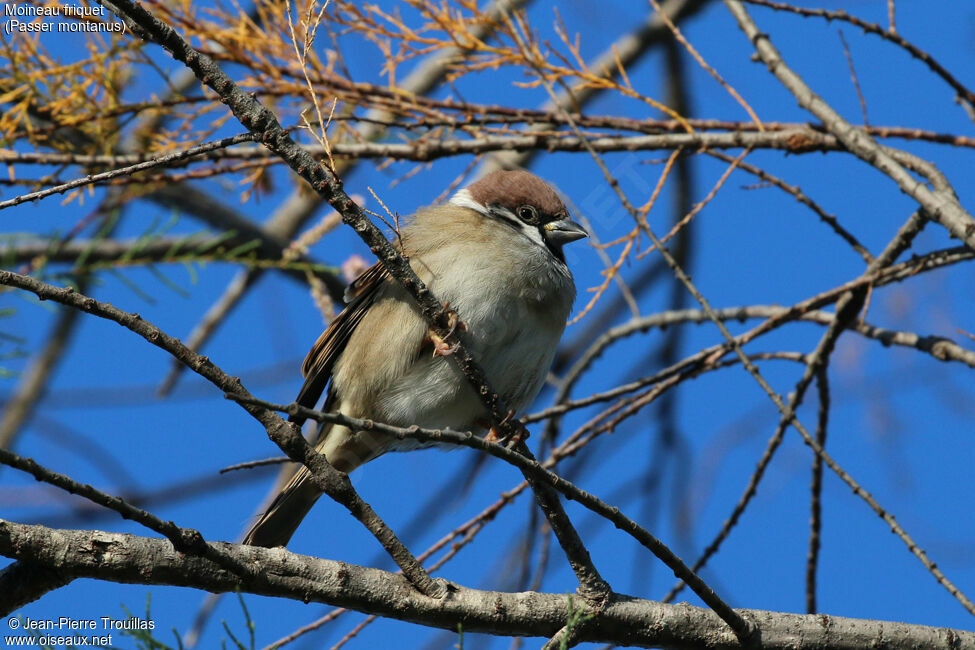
[244,169,587,547]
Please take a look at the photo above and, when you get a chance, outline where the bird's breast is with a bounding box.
[367,229,576,432]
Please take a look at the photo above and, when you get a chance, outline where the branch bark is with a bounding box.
[2,521,971,650]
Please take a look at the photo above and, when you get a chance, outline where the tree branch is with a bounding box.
[2,235,342,292]
[2,521,971,650]
[0,560,71,613]
[724,0,975,251]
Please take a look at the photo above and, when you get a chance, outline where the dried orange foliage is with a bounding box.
[0,0,738,314]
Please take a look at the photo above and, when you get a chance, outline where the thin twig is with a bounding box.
[220,457,290,474]
[837,30,870,126]
[648,0,763,128]
[707,150,873,264]
[740,0,973,106]
[806,367,829,614]
[725,0,975,251]
[0,446,260,581]
[0,134,257,211]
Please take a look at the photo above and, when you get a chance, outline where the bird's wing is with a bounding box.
[293,262,390,416]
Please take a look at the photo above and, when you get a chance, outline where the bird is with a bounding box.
[243,169,588,548]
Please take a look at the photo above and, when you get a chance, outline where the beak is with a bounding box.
[543,218,588,248]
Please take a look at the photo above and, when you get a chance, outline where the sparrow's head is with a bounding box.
[449,170,588,262]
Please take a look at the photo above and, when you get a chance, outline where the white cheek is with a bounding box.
[448,189,489,215]
[519,222,546,248]
[447,191,556,262]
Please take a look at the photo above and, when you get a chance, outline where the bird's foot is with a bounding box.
[427,331,457,357]
[484,410,528,448]
[442,301,469,337]
[426,302,467,358]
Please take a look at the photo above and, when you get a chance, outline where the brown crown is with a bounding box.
[466,170,568,219]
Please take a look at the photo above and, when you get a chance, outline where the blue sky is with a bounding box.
[2,1,974,648]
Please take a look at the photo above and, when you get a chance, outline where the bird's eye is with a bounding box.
[518,205,538,223]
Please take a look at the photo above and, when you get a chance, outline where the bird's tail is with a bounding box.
[243,464,322,548]
[243,422,388,547]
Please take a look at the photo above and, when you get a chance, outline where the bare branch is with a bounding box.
[3,521,971,649]
[725,0,975,251]
[1,234,341,290]
[227,392,746,637]
[806,367,829,614]
[0,134,257,211]
[740,0,975,107]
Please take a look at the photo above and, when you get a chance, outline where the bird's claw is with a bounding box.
[427,331,458,357]
[484,410,528,448]
[443,301,469,337]
[426,302,468,358]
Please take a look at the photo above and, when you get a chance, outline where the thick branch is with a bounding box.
[2,521,971,650]
[0,560,71,613]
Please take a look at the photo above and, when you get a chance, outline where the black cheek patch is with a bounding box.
[540,225,567,263]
